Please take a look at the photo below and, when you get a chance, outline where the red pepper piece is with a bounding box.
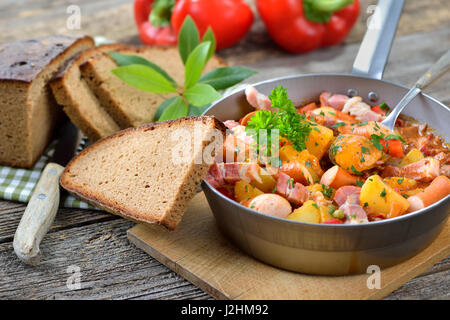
[134,0,177,45]
[322,218,345,224]
[256,0,360,53]
[380,139,404,158]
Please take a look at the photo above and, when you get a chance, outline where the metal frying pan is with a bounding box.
[202,0,450,275]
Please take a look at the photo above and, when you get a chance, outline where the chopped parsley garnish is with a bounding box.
[305,160,312,167]
[402,193,409,199]
[351,165,363,176]
[384,134,405,143]
[380,188,387,197]
[360,153,365,163]
[329,112,336,116]
[332,122,347,128]
[361,146,371,154]
[397,177,405,184]
[356,180,364,187]
[379,102,391,114]
[370,134,384,151]
[288,178,295,189]
[322,184,333,198]
[329,144,342,156]
[312,203,319,209]
[363,202,369,207]
[356,121,368,127]
[272,186,277,193]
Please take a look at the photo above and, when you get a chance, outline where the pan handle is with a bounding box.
[352,0,404,80]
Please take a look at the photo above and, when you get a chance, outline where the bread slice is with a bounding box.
[60,116,226,230]
[0,35,94,168]
[50,44,124,142]
[80,46,227,129]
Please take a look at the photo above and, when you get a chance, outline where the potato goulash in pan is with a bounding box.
[205,85,450,225]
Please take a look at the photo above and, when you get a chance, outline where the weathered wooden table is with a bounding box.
[0,0,449,299]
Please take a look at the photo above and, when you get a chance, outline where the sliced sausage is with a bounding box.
[320,165,360,189]
[408,176,450,212]
[248,194,292,218]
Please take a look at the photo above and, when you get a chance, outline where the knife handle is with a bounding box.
[13,162,64,265]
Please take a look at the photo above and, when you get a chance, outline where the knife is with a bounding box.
[13,120,82,265]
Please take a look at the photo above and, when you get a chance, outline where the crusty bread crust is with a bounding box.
[0,35,94,168]
[79,45,227,129]
[60,116,226,230]
[49,44,124,141]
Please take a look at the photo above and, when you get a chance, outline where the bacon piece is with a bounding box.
[286,183,309,206]
[341,201,369,224]
[381,165,401,178]
[276,172,308,205]
[245,85,274,111]
[441,164,450,177]
[320,91,349,110]
[221,163,241,184]
[342,96,383,122]
[223,120,240,130]
[333,186,361,207]
[400,158,440,182]
[205,163,225,188]
[320,92,332,107]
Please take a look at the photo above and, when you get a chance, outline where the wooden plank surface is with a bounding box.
[0,0,449,299]
[128,193,450,300]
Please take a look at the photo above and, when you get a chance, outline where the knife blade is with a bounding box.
[13,120,82,265]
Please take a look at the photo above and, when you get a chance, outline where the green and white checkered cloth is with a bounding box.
[0,139,96,209]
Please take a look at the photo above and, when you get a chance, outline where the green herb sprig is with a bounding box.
[109,16,257,121]
[244,85,312,164]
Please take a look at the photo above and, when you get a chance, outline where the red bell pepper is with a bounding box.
[171,0,254,50]
[134,0,253,49]
[380,139,404,158]
[256,0,360,53]
[322,218,344,224]
[134,0,177,45]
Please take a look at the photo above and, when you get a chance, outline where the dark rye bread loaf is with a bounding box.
[60,116,226,230]
[50,44,124,142]
[0,35,94,168]
[80,46,227,129]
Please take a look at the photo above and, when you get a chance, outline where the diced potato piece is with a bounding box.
[360,175,410,217]
[286,200,320,223]
[402,188,424,197]
[305,124,334,159]
[399,148,424,168]
[319,205,334,223]
[383,177,417,191]
[279,145,323,177]
[234,180,264,203]
[250,167,276,193]
[329,134,383,174]
[307,183,335,199]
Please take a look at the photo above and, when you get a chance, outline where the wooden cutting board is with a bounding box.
[127,192,450,300]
